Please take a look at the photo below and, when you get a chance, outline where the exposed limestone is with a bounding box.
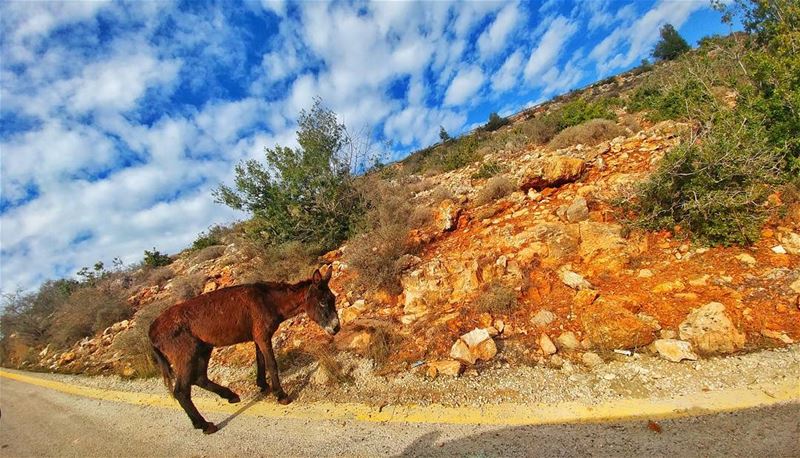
[556,331,580,350]
[679,302,746,354]
[735,253,757,267]
[777,232,800,255]
[574,289,599,307]
[437,199,461,232]
[761,329,794,344]
[581,352,604,367]
[566,197,589,223]
[654,339,698,362]
[426,360,462,378]
[531,309,556,327]
[559,269,593,290]
[580,302,656,350]
[521,156,586,191]
[450,328,497,365]
[539,333,557,355]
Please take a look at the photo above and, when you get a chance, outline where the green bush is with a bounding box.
[627,112,782,245]
[653,24,691,61]
[215,98,364,250]
[143,248,172,267]
[518,115,561,144]
[191,225,230,251]
[554,98,618,130]
[484,112,509,132]
[472,161,504,179]
[423,135,482,172]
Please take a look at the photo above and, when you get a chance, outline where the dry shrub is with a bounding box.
[193,245,226,263]
[474,176,516,206]
[171,273,206,301]
[306,344,349,384]
[405,176,435,195]
[409,206,433,228]
[347,180,418,295]
[430,186,455,204]
[50,287,132,349]
[145,266,174,286]
[474,282,518,314]
[547,119,626,150]
[619,113,643,133]
[238,239,318,284]
[518,115,561,144]
[367,327,404,371]
[112,300,172,378]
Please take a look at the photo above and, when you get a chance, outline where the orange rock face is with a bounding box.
[579,302,656,350]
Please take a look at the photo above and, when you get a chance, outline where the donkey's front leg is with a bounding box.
[254,333,290,404]
[254,343,269,393]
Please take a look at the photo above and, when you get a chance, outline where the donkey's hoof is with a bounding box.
[277,395,292,405]
[228,395,241,404]
[203,423,219,435]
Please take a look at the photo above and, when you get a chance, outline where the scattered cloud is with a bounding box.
[0,0,726,292]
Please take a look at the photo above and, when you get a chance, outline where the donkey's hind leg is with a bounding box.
[193,343,240,404]
[168,336,217,434]
[255,344,269,393]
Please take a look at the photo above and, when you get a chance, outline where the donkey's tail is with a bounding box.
[151,344,174,396]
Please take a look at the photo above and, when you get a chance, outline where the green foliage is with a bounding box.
[191,225,228,251]
[653,23,691,61]
[626,1,798,245]
[423,134,482,172]
[484,112,510,132]
[553,98,618,130]
[472,161,504,179]
[143,248,172,267]
[0,279,79,346]
[439,125,451,142]
[215,98,363,250]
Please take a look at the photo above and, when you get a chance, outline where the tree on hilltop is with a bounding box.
[653,24,691,61]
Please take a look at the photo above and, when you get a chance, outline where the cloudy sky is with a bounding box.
[0,0,733,293]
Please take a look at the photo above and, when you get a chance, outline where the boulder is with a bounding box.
[580,302,656,350]
[581,352,603,367]
[777,232,800,255]
[522,157,586,191]
[560,269,593,290]
[450,339,475,365]
[437,199,461,232]
[450,328,498,365]
[654,339,698,362]
[539,334,557,355]
[556,331,580,350]
[427,360,462,377]
[678,302,746,354]
[531,309,556,327]
[566,197,589,223]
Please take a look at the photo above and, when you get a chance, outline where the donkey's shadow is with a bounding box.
[216,393,266,430]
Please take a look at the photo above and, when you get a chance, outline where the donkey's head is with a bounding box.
[304,266,339,335]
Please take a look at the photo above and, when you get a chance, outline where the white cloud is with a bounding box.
[588,0,704,74]
[444,66,485,106]
[524,16,579,82]
[492,50,524,92]
[477,3,521,58]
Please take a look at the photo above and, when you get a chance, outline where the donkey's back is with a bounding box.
[150,283,272,348]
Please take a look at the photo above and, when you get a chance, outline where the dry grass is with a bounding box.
[171,272,206,301]
[366,327,404,371]
[111,299,172,378]
[518,115,561,145]
[430,186,455,204]
[548,118,626,150]
[145,266,174,286]
[193,245,226,263]
[237,239,318,284]
[50,288,132,349]
[474,282,518,314]
[474,176,516,206]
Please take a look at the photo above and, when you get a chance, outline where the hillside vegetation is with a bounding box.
[1,1,798,389]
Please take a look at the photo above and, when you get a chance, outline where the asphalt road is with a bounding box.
[0,376,798,457]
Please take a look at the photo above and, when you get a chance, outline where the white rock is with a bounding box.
[531,309,556,327]
[560,269,593,290]
[461,328,491,348]
[735,253,756,267]
[539,334,557,355]
[556,331,580,350]
[771,245,787,254]
[654,339,698,362]
[581,352,603,367]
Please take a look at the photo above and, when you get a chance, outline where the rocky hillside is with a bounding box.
[24,100,800,384]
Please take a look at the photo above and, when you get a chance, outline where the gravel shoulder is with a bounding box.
[18,344,800,408]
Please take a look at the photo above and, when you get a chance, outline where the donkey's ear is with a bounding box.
[312,268,322,284]
[322,265,332,282]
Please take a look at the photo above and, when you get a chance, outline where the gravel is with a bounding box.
[24,344,800,408]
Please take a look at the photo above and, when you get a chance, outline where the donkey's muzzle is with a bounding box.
[325,318,340,336]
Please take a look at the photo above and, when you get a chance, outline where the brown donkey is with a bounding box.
[149,267,339,434]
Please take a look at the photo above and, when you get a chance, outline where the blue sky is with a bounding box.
[0,0,735,292]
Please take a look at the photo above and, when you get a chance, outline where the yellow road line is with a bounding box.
[1,369,798,425]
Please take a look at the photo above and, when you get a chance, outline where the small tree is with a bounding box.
[143,248,172,267]
[439,125,451,142]
[653,24,691,61]
[484,112,509,132]
[214,98,364,250]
